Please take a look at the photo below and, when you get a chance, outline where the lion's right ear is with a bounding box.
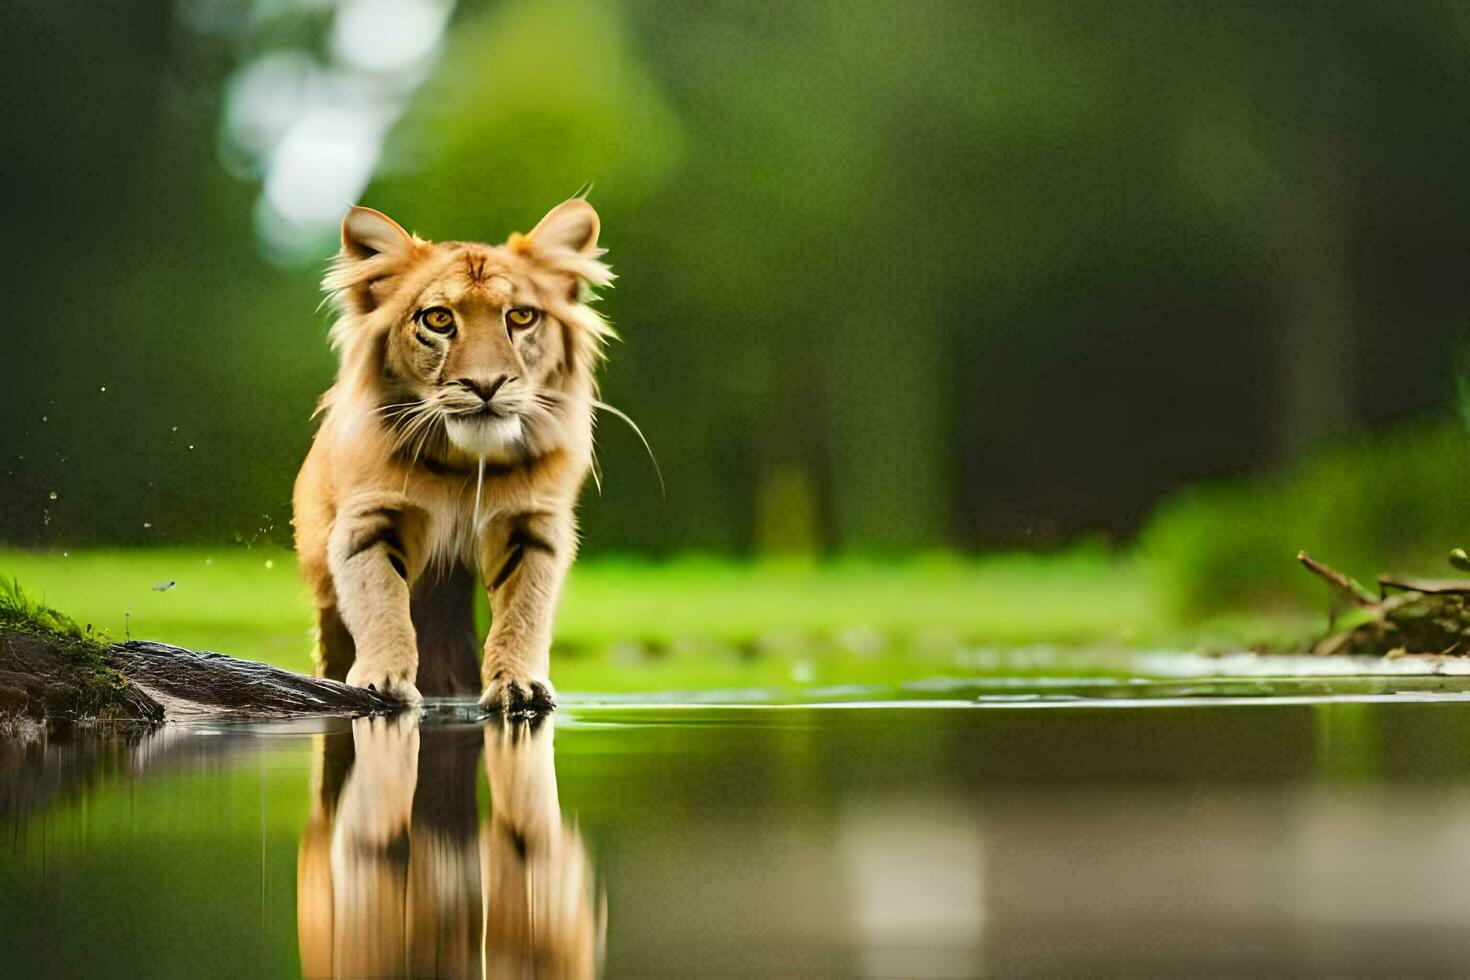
[341,206,414,260]
[326,207,421,315]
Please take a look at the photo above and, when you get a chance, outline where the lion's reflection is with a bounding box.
[297,715,602,978]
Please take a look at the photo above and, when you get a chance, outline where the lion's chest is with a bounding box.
[415,471,539,571]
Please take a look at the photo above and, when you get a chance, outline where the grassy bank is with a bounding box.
[0,579,159,725]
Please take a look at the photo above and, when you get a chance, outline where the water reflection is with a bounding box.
[18,697,1470,974]
[297,715,601,979]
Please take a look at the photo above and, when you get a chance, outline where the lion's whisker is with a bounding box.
[590,398,663,497]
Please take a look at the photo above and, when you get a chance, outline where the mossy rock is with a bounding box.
[0,630,163,727]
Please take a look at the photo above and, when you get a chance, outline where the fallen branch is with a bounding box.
[114,641,398,718]
[1377,575,1470,597]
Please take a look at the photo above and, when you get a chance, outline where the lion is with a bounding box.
[292,198,614,710]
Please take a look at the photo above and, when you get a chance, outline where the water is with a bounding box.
[9,679,1470,976]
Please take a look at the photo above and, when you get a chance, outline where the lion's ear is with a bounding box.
[341,206,415,260]
[527,199,601,255]
[326,207,422,315]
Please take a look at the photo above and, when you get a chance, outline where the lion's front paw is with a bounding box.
[346,659,423,705]
[479,668,556,718]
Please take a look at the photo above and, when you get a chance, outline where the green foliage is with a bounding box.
[1142,420,1470,617]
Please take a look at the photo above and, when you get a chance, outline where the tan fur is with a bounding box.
[293,199,614,708]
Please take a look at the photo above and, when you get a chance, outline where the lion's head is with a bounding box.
[322,199,614,469]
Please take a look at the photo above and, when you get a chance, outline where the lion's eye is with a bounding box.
[506,307,539,329]
[420,307,455,333]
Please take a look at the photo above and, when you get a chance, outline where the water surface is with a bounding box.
[9,678,1470,976]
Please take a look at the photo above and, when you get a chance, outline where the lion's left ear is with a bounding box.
[527,199,601,255]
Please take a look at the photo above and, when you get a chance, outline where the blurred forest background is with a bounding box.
[2,0,1467,641]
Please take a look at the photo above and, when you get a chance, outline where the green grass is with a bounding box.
[0,545,1317,695]
[0,576,106,652]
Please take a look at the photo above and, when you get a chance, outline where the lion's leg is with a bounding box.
[328,492,422,703]
[476,510,575,714]
[411,561,481,697]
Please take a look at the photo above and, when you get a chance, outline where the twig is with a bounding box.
[1296,551,1378,607]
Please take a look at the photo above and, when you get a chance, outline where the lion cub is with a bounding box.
[293,199,613,712]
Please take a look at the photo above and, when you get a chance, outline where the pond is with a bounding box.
[9,678,1470,976]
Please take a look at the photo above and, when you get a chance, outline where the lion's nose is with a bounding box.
[456,375,514,402]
